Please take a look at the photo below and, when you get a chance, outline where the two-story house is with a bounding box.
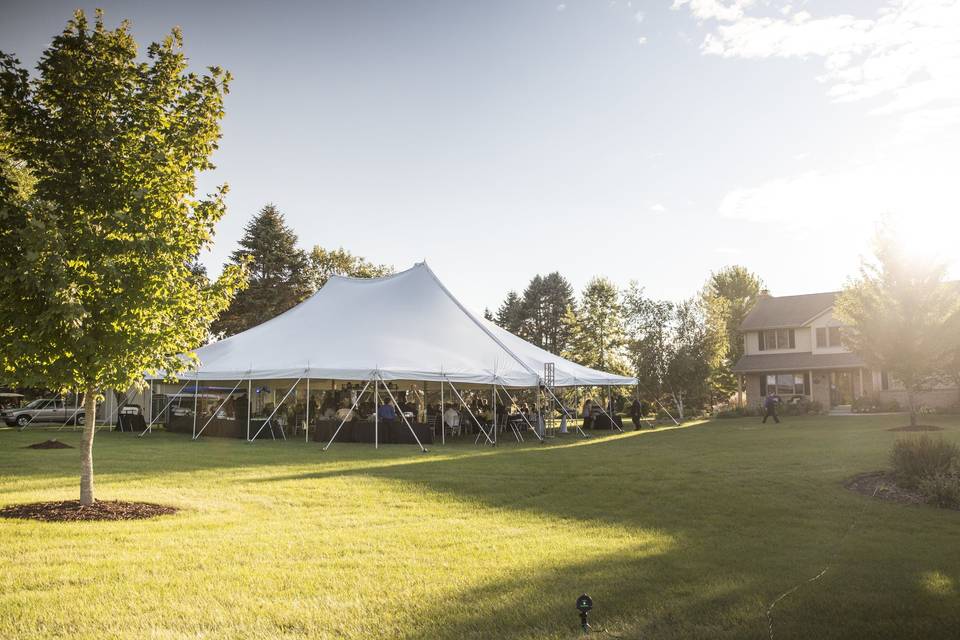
[731,291,959,411]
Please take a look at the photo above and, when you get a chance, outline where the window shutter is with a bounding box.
[804,372,810,395]
[788,330,796,349]
[760,373,766,395]
[816,328,826,347]
[758,332,765,351]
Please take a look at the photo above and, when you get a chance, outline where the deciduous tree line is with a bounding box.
[488,266,765,418]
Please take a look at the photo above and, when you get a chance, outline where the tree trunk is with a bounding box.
[80,388,97,506]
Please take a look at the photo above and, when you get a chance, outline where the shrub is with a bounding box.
[890,436,960,489]
[715,406,759,419]
[918,473,960,509]
[852,395,901,413]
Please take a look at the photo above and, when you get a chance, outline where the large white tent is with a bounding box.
[170,262,635,388]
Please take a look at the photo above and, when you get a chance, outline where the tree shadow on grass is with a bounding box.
[394,546,763,640]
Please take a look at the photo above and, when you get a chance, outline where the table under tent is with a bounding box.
[143,262,636,448]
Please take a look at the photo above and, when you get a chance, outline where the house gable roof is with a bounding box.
[739,291,839,331]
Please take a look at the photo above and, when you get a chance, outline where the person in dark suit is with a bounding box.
[762,392,780,424]
[630,398,643,430]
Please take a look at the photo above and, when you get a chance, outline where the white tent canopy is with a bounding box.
[160,262,635,388]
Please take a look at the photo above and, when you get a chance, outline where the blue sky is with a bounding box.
[4,1,958,311]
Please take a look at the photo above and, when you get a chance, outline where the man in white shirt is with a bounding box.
[443,405,460,434]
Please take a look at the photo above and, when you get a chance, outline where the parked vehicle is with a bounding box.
[1,398,85,427]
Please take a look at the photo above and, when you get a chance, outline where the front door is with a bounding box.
[830,370,853,406]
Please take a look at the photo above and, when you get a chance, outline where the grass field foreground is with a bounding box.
[1,415,959,639]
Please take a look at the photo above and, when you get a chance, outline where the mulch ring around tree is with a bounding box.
[25,439,74,449]
[0,500,178,522]
[887,424,943,432]
[844,471,929,507]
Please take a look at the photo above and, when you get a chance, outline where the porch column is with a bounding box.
[858,368,865,400]
[809,370,814,400]
[737,375,743,408]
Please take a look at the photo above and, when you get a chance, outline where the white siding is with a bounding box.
[809,310,850,354]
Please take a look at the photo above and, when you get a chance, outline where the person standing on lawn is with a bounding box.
[630,398,643,430]
[762,391,780,424]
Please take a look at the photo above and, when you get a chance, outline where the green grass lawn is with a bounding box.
[1,415,958,640]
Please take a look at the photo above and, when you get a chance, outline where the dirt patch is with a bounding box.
[0,500,178,522]
[887,425,943,432]
[25,439,74,449]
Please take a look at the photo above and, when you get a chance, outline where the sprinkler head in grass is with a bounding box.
[576,593,592,633]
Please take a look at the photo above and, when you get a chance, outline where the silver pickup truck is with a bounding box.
[1,398,85,427]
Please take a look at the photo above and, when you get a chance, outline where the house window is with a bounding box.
[816,327,827,347]
[759,329,795,351]
[765,373,806,396]
[828,326,842,347]
[817,326,844,347]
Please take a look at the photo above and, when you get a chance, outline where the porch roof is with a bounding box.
[732,351,866,373]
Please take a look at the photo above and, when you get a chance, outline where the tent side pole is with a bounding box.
[499,385,543,442]
[379,375,427,452]
[446,380,494,445]
[246,379,253,441]
[192,377,198,440]
[491,384,496,446]
[194,378,246,439]
[323,379,372,451]
[374,377,379,450]
[139,379,191,437]
[305,377,310,444]
[440,377,445,445]
[595,387,624,433]
[250,378,302,441]
[544,384,587,438]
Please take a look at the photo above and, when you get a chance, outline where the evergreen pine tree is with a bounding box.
[212,204,312,337]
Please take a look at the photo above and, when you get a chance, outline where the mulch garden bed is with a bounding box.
[25,439,74,449]
[887,425,943,432]
[0,500,177,522]
[844,471,929,507]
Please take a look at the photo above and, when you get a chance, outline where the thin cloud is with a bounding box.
[676,0,960,140]
[650,203,667,213]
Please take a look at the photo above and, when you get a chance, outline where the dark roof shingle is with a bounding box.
[739,292,838,330]
[732,351,866,373]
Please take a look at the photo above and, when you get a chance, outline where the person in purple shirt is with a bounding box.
[762,391,780,424]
